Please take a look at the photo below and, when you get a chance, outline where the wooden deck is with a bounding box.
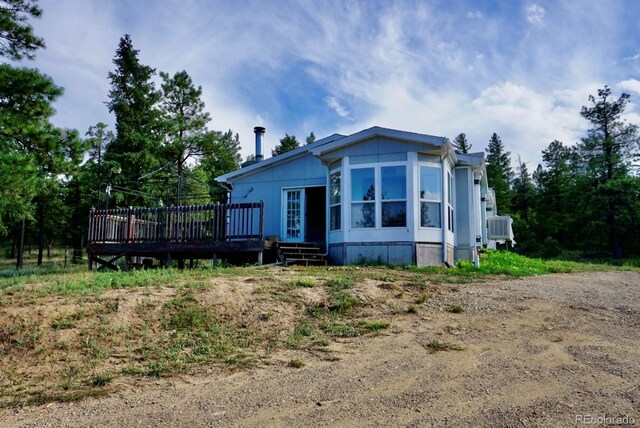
[87,202,264,270]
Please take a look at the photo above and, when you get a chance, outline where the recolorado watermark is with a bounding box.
[576,414,636,425]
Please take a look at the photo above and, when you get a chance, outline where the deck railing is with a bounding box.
[88,202,264,244]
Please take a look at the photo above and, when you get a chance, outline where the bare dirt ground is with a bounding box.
[2,271,639,427]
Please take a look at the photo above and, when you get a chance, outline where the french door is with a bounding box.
[283,188,304,242]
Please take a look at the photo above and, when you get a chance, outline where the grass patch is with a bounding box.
[90,372,114,387]
[325,276,354,290]
[425,340,464,353]
[289,278,315,288]
[321,320,390,338]
[288,358,304,368]
[447,305,465,314]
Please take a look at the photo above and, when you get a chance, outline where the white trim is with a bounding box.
[282,188,304,242]
[347,161,408,232]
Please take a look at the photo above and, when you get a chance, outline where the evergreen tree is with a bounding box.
[200,130,242,202]
[0,1,79,243]
[511,156,534,223]
[452,132,472,154]
[0,0,45,60]
[104,34,162,207]
[531,140,579,248]
[578,86,640,258]
[85,122,113,167]
[272,134,300,156]
[306,131,316,145]
[485,133,513,212]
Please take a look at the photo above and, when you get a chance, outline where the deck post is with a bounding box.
[166,252,172,268]
[257,251,263,266]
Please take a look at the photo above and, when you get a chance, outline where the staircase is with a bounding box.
[276,242,327,266]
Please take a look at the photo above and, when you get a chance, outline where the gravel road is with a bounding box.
[2,271,639,427]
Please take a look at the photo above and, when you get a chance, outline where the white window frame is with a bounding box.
[380,165,407,228]
[281,188,305,242]
[447,170,454,233]
[349,161,407,230]
[418,163,443,229]
[329,171,341,231]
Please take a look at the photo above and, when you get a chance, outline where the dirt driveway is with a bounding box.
[2,271,639,427]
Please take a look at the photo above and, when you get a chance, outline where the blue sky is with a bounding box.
[25,0,640,166]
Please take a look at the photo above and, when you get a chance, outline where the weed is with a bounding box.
[363,320,390,332]
[289,278,315,288]
[406,305,418,314]
[90,372,113,387]
[259,312,271,321]
[447,305,465,314]
[288,358,304,368]
[325,276,354,290]
[286,320,315,349]
[321,322,359,338]
[414,293,429,304]
[425,340,464,353]
[322,320,390,337]
[327,290,361,314]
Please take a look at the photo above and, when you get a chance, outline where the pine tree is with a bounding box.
[0,0,45,60]
[306,132,316,145]
[272,134,300,156]
[104,34,162,207]
[485,133,513,212]
[452,132,472,154]
[511,156,534,223]
[578,86,640,259]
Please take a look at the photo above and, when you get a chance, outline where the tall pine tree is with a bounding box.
[485,133,513,213]
[104,34,162,207]
[452,132,472,154]
[578,86,640,258]
[272,134,300,156]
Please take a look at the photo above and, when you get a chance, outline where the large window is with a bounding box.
[420,166,441,228]
[351,165,407,229]
[381,166,406,227]
[330,171,341,231]
[351,168,375,228]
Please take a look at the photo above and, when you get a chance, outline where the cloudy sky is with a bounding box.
[24,0,640,166]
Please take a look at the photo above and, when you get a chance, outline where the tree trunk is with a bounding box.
[16,219,25,270]
[37,205,44,266]
[10,226,17,259]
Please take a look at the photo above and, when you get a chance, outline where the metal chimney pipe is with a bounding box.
[254,126,265,162]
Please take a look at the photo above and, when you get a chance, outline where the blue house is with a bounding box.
[216,126,512,266]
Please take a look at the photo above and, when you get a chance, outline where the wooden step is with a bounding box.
[282,253,324,260]
[285,258,327,266]
[276,241,327,266]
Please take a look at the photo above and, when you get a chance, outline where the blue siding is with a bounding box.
[326,137,438,159]
[454,168,470,246]
[229,153,327,238]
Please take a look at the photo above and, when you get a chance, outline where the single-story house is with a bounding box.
[216,126,513,266]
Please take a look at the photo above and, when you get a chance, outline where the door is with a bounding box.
[305,186,326,248]
[283,188,304,241]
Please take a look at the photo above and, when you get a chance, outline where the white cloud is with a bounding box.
[525,4,545,25]
[618,79,640,94]
[325,96,352,119]
[25,0,640,166]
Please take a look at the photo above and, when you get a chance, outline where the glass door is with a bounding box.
[284,189,304,241]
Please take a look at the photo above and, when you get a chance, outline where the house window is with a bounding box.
[447,171,454,232]
[351,167,375,228]
[420,166,441,228]
[381,165,406,227]
[330,171,341,231]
